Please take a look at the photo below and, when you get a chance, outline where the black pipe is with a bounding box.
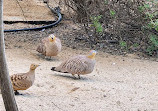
[4,5,62,32]
[4,21,56,25]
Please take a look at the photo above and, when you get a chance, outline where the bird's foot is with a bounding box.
[45,56,52,61]
[72,74,81,79]
[14,91,22,95]
[72,74,76,79]
[78,75,81,79]
[43,0,49,3]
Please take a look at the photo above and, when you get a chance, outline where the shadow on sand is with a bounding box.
[52,73,94,82]
[36,53,59,61]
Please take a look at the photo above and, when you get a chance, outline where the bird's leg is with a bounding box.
[45,56,52,61]
[40,54,45,59]
[78,75,81,79]
[43,0,49,3]
[44,56,47,59]
[14,90,22,95]
[72,74,76,78]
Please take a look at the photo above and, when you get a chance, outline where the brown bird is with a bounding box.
[10,64,39,95]
[36,34,62,59]
[51,50,97,79]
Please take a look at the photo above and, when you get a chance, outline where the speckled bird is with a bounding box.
[10,64,39,95]
[36,34,62,58]
[51,50,97,79]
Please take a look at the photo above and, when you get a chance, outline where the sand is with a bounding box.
[0,46,157,111]
[1,0,158,110]
[3,0,56,21]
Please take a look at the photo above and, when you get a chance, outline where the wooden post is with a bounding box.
[0,0,19,110]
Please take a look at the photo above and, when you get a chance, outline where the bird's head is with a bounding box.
[30,64,40,70]
[87,50,97,59]
[48,34,56,42]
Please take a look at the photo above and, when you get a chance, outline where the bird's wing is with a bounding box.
[57,56,88,74]
[56,37,62,52]
[11,73,33,90]
[36,43,46,55]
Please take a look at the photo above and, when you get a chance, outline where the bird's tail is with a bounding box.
[51,67,68,73]
[51,67,56,71]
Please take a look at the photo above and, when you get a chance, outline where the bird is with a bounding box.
[10,64,39,95]
[51,50,97,79]
[36,34,62,59]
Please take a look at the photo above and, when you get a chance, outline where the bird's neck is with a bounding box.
[29,69,36,74]
[87,55,95,59]
[28,69,36,81]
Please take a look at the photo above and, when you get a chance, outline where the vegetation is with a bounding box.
[90,15,103,33]
[147,34,158,56]
[119,41,128,50]
[62,0,158,57]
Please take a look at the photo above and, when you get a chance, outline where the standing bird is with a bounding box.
[10,64,39,95]
[36,34,62,59]
[51,50,97,79]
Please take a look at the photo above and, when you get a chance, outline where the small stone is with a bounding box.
[103,95,107,97]
[116,101,121,105]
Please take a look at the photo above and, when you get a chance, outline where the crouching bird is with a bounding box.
[36,34,62,59]
[10,64,39,95]
[51,50,97,79]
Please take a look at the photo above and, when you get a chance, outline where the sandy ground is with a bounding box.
[0,45,157,111]
[1,0,158,110]
[3,0,57,21]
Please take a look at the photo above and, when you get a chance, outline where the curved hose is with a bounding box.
[4,6,62,32]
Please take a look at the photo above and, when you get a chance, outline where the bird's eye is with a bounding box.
[51,37,54,40]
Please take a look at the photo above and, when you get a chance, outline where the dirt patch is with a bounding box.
[4,0,55,21]
[4,20,158,61]
[4,0,157,58]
